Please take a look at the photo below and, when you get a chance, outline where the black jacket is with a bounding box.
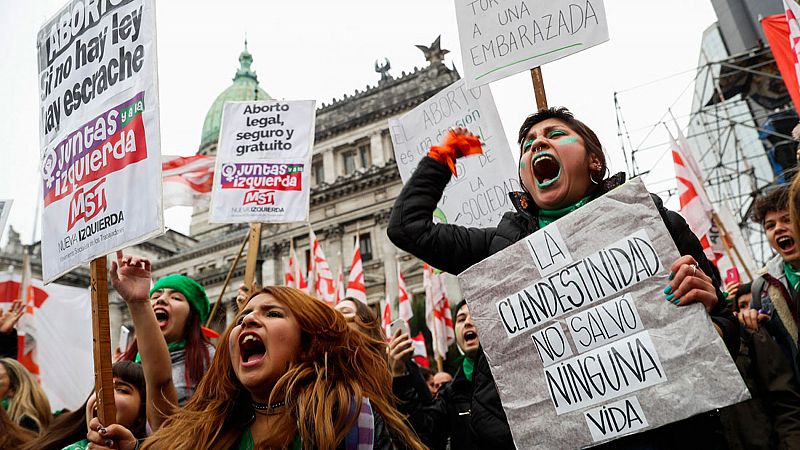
[0,330,17,359]
[387,156,739,448]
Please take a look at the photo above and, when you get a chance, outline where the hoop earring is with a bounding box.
[590,171,602,185]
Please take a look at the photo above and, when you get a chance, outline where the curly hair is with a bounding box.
[751,185,789,225]
[141,286,425,450]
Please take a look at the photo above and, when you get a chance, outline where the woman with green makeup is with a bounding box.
[387,107,738,449]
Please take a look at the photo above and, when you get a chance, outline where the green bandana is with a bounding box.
[135,340,186,363]
[150,274,210,324]
[538,196,592,229]
[462,356,475,382]
[784,262,800,291]
[236,427,301,450]
[1,397,8,411]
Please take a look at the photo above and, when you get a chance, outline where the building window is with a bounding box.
[358,142,371,169]
[343,151,356,175]
[358,233,373,262]
[312,159,325,185]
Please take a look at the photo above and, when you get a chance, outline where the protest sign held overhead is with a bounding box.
[458,178,748,448]
[455,0,610,88]
[37,0,163,283]
[389,79,519,228]
[210,100,315,223]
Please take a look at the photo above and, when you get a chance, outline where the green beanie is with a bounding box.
[150,274,210,324]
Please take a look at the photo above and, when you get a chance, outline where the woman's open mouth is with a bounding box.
[239,332,267,368]
[777,235,796,253]
[532,152,561,188]
[154,307,170,329]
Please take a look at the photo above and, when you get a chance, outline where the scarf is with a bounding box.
[463,356,475,382]
[135,340,186,363]
[537,196,592,229]
[784,261,800,292]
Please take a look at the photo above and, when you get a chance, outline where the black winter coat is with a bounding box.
[387,156,740,449]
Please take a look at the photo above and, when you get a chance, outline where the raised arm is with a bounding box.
[110,250,177,430]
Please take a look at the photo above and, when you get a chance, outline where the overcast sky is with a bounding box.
[0,0,717,246]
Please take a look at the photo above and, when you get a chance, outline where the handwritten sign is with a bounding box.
[389,79,519,228]
[455,0,610,87]
[209,100,315,223]
[458,178,748,448]
[37,0,163,283]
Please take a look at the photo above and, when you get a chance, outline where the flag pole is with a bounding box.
[206,232,249,326]
[243,223,263,292]
[90,256,116,425]
[712,212,753,280]
[530,67,548,110]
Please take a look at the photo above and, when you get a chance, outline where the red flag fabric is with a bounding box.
[762,8,800,112]
[161,155,215,208]
[411,332,429,368]
[398,267,413,322]
[310,229,336,305]
[346,235,367,304]
[382,298,392,339]
[423,263,455,359]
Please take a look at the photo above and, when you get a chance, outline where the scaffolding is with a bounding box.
[616,44,795,268]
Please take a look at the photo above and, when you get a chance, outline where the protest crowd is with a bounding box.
[8,0,800,448]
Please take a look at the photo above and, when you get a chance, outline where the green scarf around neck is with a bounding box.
[784,261,800,291]
[538,195,592,229]
[462,356,475,382]
[135,340,186,363]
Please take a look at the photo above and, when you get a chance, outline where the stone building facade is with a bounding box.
[0,39,465,351]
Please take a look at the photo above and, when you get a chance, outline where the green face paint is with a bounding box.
[558,136,578,145]
[519,160,525,170]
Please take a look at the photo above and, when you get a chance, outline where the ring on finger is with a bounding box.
[690,264,698,277]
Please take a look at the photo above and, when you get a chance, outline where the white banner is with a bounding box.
[389,79,519,228]
[37,0,163,283]
[455,0,610,87]
[209,100,315,223]
[458,178,748,448]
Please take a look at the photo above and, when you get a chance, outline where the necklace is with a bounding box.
[252,400,286,415]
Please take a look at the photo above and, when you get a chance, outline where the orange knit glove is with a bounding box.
[428,131,484,177]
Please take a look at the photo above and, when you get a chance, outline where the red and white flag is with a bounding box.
[161,155,215,209]
[398,267,413,322]
[335,269,345,305]
[761,4,800,112]
[0,273,92,412]
[345,235,367,304]
[382,296,392,338]
[669,130,724,267]
[310,229,337,305]
[411,332,430,368]
[284,249,296,288]
[423,263,455,359]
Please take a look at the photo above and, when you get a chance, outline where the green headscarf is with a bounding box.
[150,274,210,324]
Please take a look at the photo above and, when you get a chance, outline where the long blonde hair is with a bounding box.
[141,286,424,450]
[0,358,52,433]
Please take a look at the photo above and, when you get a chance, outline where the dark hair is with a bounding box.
[23,361,147,450]
[517,107,608,184]
[455,299,468,317]
[751,185,789,224]
[419,367,434,381]
[0,408,35,449]
[121,307,211,390]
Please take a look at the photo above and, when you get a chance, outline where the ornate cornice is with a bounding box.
[154,230,249,268]
[310,162,402,206]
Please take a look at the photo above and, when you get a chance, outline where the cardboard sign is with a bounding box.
[37,0,163,283]
[209,100,315,223]
[389,79,519,228]
[458,178,749,448]
[455,0,610,87]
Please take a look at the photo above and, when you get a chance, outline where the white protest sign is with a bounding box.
[389,79,519,228]
[37,0,163,283]
[455,0,610,88]
[0,199,13,240]
[209,100,315,223]
[458,178,749,448]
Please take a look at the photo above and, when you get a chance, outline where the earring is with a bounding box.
[590,171,602,185]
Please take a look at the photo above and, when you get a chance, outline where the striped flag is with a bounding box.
[161,155,215,209]
[346,235,367,304]
[382,296,392,339]
[398,267,413,322]
[310,229,337,305]
[423,263,455,360]
[411,332,430,368]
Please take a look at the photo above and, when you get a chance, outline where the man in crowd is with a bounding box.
[749,185,800,383]
[432,371,452,396]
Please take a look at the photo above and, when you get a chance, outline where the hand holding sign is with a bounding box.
[666,255,718,313]
[110,250,151,304]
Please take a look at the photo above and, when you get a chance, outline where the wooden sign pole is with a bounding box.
[530,67,548,110]
[243,223,263,291]
[205,233,250,326]
[90,256,116,425]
